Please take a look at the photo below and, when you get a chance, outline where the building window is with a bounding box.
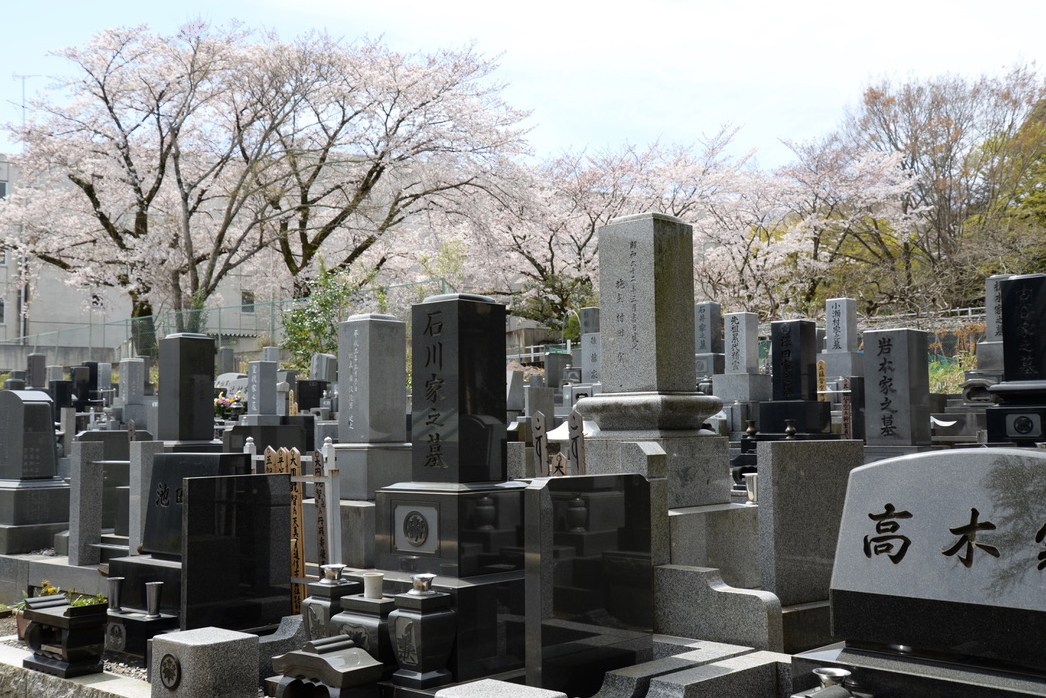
[0,299,6,325]
[0,181,7,199]
[241,290,255,314]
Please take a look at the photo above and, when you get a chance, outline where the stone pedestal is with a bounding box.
[150,627,259,698]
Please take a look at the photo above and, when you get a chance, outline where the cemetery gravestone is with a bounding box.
[862,328,931,453]
[158,333,216,443]
[793,448,1046,696]
[694,301,725,377]
[713,312,771,407]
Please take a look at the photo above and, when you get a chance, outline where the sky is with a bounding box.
[4,0,1046,169]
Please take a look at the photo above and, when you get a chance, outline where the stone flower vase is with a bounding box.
[386,573,456,689]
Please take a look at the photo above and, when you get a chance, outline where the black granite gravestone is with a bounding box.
[410,294,507,484]
[759,320,829,433]
[142,452,250,558]
[157,333,215,442]
[987,274,1046,445]
[181,473,291,630]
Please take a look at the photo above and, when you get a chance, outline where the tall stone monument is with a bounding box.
[694,300,725,378]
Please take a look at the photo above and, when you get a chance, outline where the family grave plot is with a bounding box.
[862,328,932,460]
[987,273,1046,446]
[695,300,725,378]
[0,389,70,553]
[758,320,830,435]
[793,448,1046,697]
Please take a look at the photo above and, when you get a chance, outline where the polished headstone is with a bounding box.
[182,473,291,630]
[578,306,600,336]
[524,474,654,697]
[158,333,215,442]
[310,352,337,383]
[339,313,407,444]
[598,213,696,393]
[0,390,58,479]
[824,298,858,352]
[724,312,760,374]
[862,328,931,446]
[1000,273,1046,382]
[545,352,571,394]
[142,452,250,559]
[216,346,236,376]
[117,358,145,406]
[247,360,278,416]
[831,448,1046,673]
[261,346,281,363]
[581,333,601,384]
[26,354,46,390]
[770,320,818,401]
[694,301,724,354]
[411,294,506,483]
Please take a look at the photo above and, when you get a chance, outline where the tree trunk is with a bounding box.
[130,296,158,358]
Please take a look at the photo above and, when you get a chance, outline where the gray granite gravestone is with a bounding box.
[158,333,216,443]
[333,313,411,500]
[261,346,281,363]
[713,311,771,404]
[216,346,236,376]
[0,390,70,552]
[977,274,1011,373]
[816,298,863,379]
[694,301,725,377]
[310,352,337,383]
[792,448,1046,696]
[580,332,601,384]
[578,306,600,336]
[862,328,931,452]
[244,360,279,426]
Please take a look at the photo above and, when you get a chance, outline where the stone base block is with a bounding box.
[0,523,70,555]
[758,400,831,434]
[713,373,772,403]
[645,649,793,698]
[0,479,71,526]
[435,678,566,698]
[333,442,411,499]
[782,600,831,655]
[669,503,759,589]
[695,353,725,378]
[596,640,753,697]
[863,444,936,464]
[585,433,731,508]
[653,565,782,652]
[150,627,259,698]
[976,340,1004,372]
[303,499,375,568]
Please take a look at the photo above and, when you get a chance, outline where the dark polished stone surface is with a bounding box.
[157,333,215,442]
[757,399,831,434]
[525,474,653,696]
[181,473,290,630]
[831,448,1046,673]
[793,644,1046,697]
[0,390,58,480]
[1000,273,1046,382]
[411,294,507,484]
[222,423,308,458]
[375,481,525,578]
[771,320,818,401]
[142,452,249,558]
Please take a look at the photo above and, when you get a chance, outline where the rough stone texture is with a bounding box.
[712,373,772,403]
[592,642,753,698]
[757,440,865,607]
[832,448,1046,672]
[257,615,305,684]
[338,313,407,444]
[584,433,731,508]
[150,627,258,698]
[654,565,782,652]
[68,440,106,566]
[645,650,792,698]
[0,555,29,605]
[581,333,601,384]
[506,441,534,479]
[723,312,760,375]
[598,213,696,394]
[302,499,375,568]
[670,503,759,589]
[332,442,411,499]
[436,679,566,698]
[576,392,721,431]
